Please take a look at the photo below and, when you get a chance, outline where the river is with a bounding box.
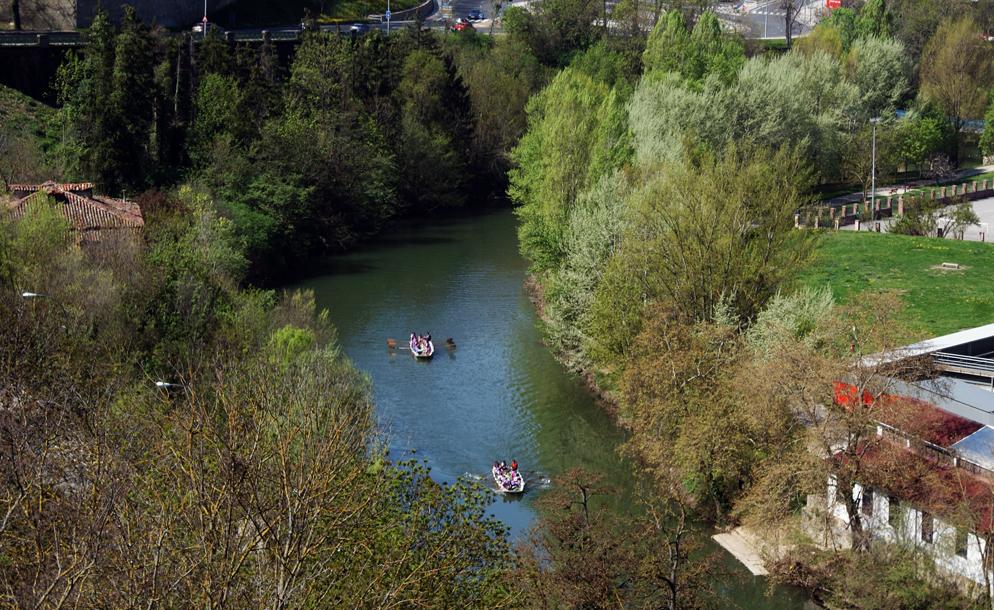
[292,208,808,608]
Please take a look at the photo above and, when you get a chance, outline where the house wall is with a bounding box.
[824,477,990,588]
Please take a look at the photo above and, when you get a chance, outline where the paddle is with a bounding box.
[388,337,455,349]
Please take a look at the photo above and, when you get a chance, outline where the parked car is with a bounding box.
[451,19,474,31]
[467,9,485,20]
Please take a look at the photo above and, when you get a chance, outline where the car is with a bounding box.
[467,9,485,20]
[451,18,474,31]
[191,21,219,34]
[349,22,371,34]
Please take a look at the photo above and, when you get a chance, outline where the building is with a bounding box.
[816,323,994,590]
[6,181,144,241]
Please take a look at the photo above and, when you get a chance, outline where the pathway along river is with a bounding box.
[292,209,808,608]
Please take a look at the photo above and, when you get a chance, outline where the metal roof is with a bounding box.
[863,323,994,367]
[952,426,994,472]
[891,376,994,428]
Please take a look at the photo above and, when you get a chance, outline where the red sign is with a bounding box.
[826,0,841,8]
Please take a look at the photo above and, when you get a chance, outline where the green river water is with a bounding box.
[292,208,809,609]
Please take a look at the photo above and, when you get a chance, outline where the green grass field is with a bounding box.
[797,231,994,338]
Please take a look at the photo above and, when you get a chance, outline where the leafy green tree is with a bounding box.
[509,68,611,271]
[899,101,953,175]
[840,120,901,201]
[856,0,893,39]
[890,0,965,62]
[190,73,245,167]
[981,95,994,159]
[846,37,911,119]
[457,39,548,178]
[796,22,845,59]
[920,17,994,160]
[642,10,692,77]
[824,7,860,51]
[623,145,815,324]
[544,171,629,368]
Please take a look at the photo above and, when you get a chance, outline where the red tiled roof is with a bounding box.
[6,182,143,232]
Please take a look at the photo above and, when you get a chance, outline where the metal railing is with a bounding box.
[933,352,994,377]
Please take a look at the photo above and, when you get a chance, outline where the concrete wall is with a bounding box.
[3,0,239,30]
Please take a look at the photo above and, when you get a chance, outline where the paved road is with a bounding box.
[722,0,824,39]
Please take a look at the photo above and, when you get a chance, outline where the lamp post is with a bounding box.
[155,381,186,390]
[21,291,70,320]
[870,117,881,225]
[386,0,391,35]
[764,0,769,38]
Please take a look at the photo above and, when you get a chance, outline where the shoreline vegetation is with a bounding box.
[508,0,994,607]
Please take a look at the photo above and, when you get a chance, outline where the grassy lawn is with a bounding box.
[797,231,994,338]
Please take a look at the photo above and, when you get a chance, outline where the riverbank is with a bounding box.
[522,273,623,420]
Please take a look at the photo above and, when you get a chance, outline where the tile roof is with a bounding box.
[6,181,143,232]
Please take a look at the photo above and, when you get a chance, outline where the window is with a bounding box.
[921,512,934,544]
[956,529,970,558]
[861,488,874,517]
[888,497,901,528]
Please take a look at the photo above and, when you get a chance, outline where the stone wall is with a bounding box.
[3,0,238,30]
[2,0,76,30]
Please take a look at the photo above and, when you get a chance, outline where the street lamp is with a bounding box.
[155,381,186,390]
[386,0,391,35]
[870,117,881,227]
[21,291,70,319]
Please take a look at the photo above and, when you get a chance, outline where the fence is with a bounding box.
[795,178,994,232]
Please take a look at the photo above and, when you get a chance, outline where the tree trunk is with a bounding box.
[11,0,21,30]
[783,0,794,49]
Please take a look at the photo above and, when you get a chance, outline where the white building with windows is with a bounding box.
[816,323,994,589]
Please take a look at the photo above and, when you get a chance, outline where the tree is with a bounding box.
[736,292,933,554]
[620,145,815,325]
[517,469,717,609]
[920,17,994,162]
[939,201,980,239]
[981,96,994,160]
[840,120,900,202]
[846,37,911,120]
[899,102,954,176]
[856,0,892,39]
[508,67,613,271]
[10,0,19,30]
